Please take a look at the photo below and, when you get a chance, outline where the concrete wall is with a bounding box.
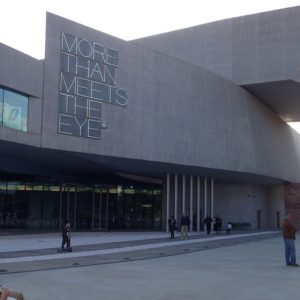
[269,185,285,229]
[134,6,300,85]
[285,183,300,227]
[0,43,43,97]
[214,183,277,229]
[0,43,44,147]
[214,183,267,229]
[0,14,296,230]
[163,177,282,230]
[0,13,300,184]
[39,13,300,183]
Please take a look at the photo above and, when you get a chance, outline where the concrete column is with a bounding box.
[99,192,102,230]
[74,188,77,230]
[92,189,95,231]
[182,175,186,213]
[204,177,207,218]
[166,173,170,232]
[105,188,109,231]
[59,185,62,230]
[174,174,178,222]
[197,176,200,232]
[190,175,193,232]
[211,178,214,217]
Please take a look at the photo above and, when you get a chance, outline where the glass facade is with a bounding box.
[0,87,28,131]
[0,182,162,231]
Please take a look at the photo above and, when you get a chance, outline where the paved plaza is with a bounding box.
[0,231,298,299]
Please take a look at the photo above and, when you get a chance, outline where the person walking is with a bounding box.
[282,213,298,267]
[180,213,190,240]
[204,216,213,235]
[168,215,177,239]
[61,220,72,252]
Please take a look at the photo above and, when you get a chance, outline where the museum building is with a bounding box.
[1,7,300,232]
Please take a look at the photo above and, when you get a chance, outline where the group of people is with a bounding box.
[63,213,300,269]
[168,213,190,240]
[169,211,300,268]
[1,212,298,300]
[168,213,227,239]
[203,215,223,235]
[2,212,298,300]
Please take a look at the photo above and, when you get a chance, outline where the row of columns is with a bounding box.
[166,173,214,232]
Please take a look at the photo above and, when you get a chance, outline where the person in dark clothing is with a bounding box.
[168,216,177,239]
[204,216,213,234]
[216,215,223,234]
[180,213,190,240]
[61,220,72,251]
[213,216,217,234]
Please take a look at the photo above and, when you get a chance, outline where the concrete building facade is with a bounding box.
[0,8,300,232]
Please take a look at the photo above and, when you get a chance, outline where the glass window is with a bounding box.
[76,186,93,230]
[3,90,28,131]
[0,88,3,126]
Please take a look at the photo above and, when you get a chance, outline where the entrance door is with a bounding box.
[76,186,93,230]
[257,210,261,230]
[92,189,99,231]
[92,187,109,231]
[92,188,105,231]
[276,211,280,229]
[60,185,76,230]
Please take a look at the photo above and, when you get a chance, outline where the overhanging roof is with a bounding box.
[0,140,285,185]
[242,80,300,122]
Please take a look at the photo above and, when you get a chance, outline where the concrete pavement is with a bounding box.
[0,231,298,300]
